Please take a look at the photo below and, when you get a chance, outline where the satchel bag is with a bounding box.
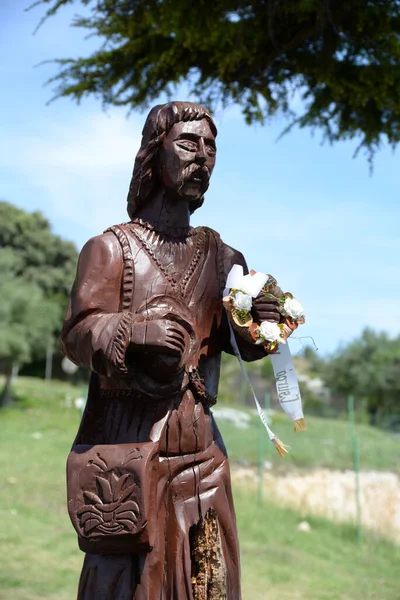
[67,437,163,555]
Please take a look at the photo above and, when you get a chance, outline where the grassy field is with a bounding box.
[216,409,400,474]
[1,377,399,599]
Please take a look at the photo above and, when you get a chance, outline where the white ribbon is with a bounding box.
[228,320,277,441]
[270,343,304,423]
[224,265,268,298]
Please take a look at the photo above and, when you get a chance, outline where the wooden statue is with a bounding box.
[62,101,280,600]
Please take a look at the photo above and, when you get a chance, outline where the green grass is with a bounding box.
[238,485,400,600]
[216,409,400,473]
[1,377,399,599]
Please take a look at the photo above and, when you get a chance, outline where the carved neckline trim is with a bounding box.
[131,217,195,238]
[129,224,208,298]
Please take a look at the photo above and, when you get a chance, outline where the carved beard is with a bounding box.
[177,164,210,198]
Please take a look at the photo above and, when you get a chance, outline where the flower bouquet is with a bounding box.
[223,267,305,352]
[223,265,307,456]
[249,276,306,353]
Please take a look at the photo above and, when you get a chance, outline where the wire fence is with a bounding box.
[214,391,400,546]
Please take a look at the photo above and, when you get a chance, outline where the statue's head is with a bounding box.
[127,101,217,218]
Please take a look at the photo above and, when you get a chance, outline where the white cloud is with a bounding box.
[1,109,143,244]
[26,114,139,170]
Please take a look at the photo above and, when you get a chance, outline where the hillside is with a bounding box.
[1,377,399,598]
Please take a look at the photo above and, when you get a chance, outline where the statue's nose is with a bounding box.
[195,140,207,164]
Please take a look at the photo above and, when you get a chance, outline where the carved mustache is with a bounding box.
[183,164,210,184]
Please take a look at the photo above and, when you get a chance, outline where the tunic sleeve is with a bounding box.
[61,232,132,377]
[220,242,268,362]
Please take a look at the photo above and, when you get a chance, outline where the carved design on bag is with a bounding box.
[77,469,140,536]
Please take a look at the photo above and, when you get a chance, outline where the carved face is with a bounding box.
[158,118,216,203]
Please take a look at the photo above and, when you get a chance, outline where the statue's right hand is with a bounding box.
[130,319,187,356]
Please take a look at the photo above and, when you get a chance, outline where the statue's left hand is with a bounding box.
[252,293,280,324]
[130,319,187,356]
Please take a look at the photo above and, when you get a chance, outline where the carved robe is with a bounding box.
[62,220,265,600]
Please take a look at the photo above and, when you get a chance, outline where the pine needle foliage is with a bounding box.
[31,0,400,160]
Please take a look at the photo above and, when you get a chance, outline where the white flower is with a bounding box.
[74,397,85,410]
[259,321,282,343]
[282,297,305,321]
[232,291,253,312]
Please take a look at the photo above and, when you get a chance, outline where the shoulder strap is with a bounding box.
[207,228,226,298]
[104,224,135,313]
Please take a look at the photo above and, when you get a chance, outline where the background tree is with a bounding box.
[301,344,325,376]
[0,202,77,301]
[0,202,78,404]
[0,250,60,405]
[322,328,400,427]
[32,0,400,160]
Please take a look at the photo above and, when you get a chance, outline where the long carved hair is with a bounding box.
[127,101,217,219]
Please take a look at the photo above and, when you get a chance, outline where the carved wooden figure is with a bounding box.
[62,102,280,600]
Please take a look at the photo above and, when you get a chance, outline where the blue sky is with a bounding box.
[1,1,399,355]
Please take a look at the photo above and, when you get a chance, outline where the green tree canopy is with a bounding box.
[0,201,77,299]
[32,0,400,160]
[0,248,61,367]
[323,329,400,426]
[0,202,78,402]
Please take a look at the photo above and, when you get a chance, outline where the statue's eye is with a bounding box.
[206,145,216,156]
[176,140,197,152]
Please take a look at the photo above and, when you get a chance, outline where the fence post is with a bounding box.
[348,394,363,545]
[265,392,271,456]
[257,392,271,505]
[257,412,263,505]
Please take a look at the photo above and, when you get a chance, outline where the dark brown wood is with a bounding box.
[62,101,278,599]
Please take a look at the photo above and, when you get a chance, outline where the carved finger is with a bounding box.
[166,334,185,351]
[169,327,186,341]
[254,297,280,307]
[258,313,280,323]
[169,333,186,348]
[258,309,280,316]
[165,341,184,356]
